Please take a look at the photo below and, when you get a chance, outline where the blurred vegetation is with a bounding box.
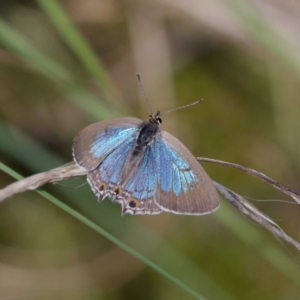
[0,0,300,299]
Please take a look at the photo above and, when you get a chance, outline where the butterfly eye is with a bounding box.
[157,117,162,124]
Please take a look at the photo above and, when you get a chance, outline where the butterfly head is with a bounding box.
[148,111,162,125]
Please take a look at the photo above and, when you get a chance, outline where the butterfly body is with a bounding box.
[121,119,159,183]
[73,112,219,215]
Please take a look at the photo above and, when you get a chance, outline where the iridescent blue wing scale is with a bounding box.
[87,137,162,215]
[73,117,141,171]
[73,117,219,215]
[114,145,162,214]
[153,131,220,215]
[73,117,162,215]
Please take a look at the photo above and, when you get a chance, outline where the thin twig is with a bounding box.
[198,157,300,203]
[1,159,300,251]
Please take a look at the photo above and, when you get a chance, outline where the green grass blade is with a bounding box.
[1,120,299,295]
[0,18,71,84]
[0,120,237,300]
[36,0,113,93]
[0,161,208,300]
[0,18,116,120]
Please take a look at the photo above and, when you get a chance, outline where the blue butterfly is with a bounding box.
[73,109,220,215]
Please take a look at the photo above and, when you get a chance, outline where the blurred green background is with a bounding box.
[0,0,300,299]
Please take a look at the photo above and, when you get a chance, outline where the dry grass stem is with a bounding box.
[0,162,86,202]
[1,158,300,250]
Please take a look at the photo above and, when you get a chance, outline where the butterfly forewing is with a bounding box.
[153,130,219,215]
[73,117,142,171]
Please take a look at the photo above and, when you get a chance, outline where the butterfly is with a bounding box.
[72,79,219,215]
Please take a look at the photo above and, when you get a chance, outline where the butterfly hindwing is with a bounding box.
[118,144,162,214]
[87,138,162,215]
[73,117,162,214]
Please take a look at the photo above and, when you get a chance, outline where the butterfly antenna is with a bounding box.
[160,99,203,116]
[137,74,153,114]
